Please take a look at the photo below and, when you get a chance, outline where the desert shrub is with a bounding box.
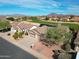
[13,31,25,39]
[18,31,24,38]
[13,31,19,39]
[62,42,71,51]
[58,52,71,59]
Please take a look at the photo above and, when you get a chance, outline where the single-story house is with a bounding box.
[11,21,48,42]
[70,16,79,22]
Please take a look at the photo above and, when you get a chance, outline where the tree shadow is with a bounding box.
[70,52,77,59]
[71,30,78,50]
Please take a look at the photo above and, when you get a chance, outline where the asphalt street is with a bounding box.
[0,37,37,59]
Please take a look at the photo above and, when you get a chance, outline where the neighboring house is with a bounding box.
[11,21,40,33]
[37,16,46,20]
[74,31,79,52]
[70,16,79,22]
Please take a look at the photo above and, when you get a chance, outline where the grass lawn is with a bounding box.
[29,17,79,30]
[62,23,79,30]
[0,20,11,29]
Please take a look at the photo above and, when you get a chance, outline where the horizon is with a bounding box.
[0,13,79,16]
[0,0,79,16]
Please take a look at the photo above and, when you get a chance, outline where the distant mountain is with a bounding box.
[48,13,64,17]
[47,13,79,17]
[9,14,26,16]
[0,14,26,17]
[0,14,27,20]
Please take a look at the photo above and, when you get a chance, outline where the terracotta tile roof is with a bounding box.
[29,26,48,36]
[18,22,34,30]
[11,22,35,30]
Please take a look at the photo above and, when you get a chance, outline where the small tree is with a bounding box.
[45,28,62,44]
[13,31,24,39]
[15,18,21,22]
[13,31,19,39]
[18,31,24,38]
[22,16,27,21]
[6,17,15,21]
[45,24,72,45]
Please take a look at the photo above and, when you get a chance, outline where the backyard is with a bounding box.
[30,17,79,30]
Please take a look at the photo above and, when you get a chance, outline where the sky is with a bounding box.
[0,0,79,16]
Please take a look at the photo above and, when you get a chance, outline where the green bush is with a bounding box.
[22,16,27,21]
[6,17,15,21]
[0,20,11,30]
[18,31,24,38]
[62,23,79,30]
[13,31,24,39]
[45,24,72,45]
[13,31,18,39]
